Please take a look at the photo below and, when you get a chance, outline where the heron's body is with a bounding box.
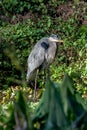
[26,34,63,82]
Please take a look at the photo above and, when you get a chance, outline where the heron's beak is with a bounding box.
[49,37,63,43]
[56,39,63,43]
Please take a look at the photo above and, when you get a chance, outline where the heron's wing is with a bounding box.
[27,43,45,77]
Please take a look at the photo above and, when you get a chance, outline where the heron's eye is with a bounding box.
[41,42,49,50]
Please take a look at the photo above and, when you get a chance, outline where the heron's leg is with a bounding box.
[45,65,50,80]
[42,68,46,86]
[33,69,39,101]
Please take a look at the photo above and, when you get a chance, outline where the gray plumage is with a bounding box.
[26,34,63,82]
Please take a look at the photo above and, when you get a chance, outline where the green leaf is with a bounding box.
[60,73,85,120]
[33,78,70,130]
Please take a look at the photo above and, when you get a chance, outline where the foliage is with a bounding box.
[33,74,87,130]
[0,1,87,91]
[0,74,87,130]
[0,0,65,15]
[0,1,87,129]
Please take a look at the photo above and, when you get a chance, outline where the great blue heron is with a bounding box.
[26,34,63,83]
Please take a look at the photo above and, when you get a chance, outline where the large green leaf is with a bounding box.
[60,73,84,117]
[5,91,33,130]
[14,91,33,130]
[33,74,87,130]
[33,78,71,130]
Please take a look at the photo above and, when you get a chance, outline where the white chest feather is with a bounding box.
[45,42,57,64]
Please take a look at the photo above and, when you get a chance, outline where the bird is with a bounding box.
[26,34,63,83]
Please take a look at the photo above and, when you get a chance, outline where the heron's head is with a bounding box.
[49,34,63,44]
